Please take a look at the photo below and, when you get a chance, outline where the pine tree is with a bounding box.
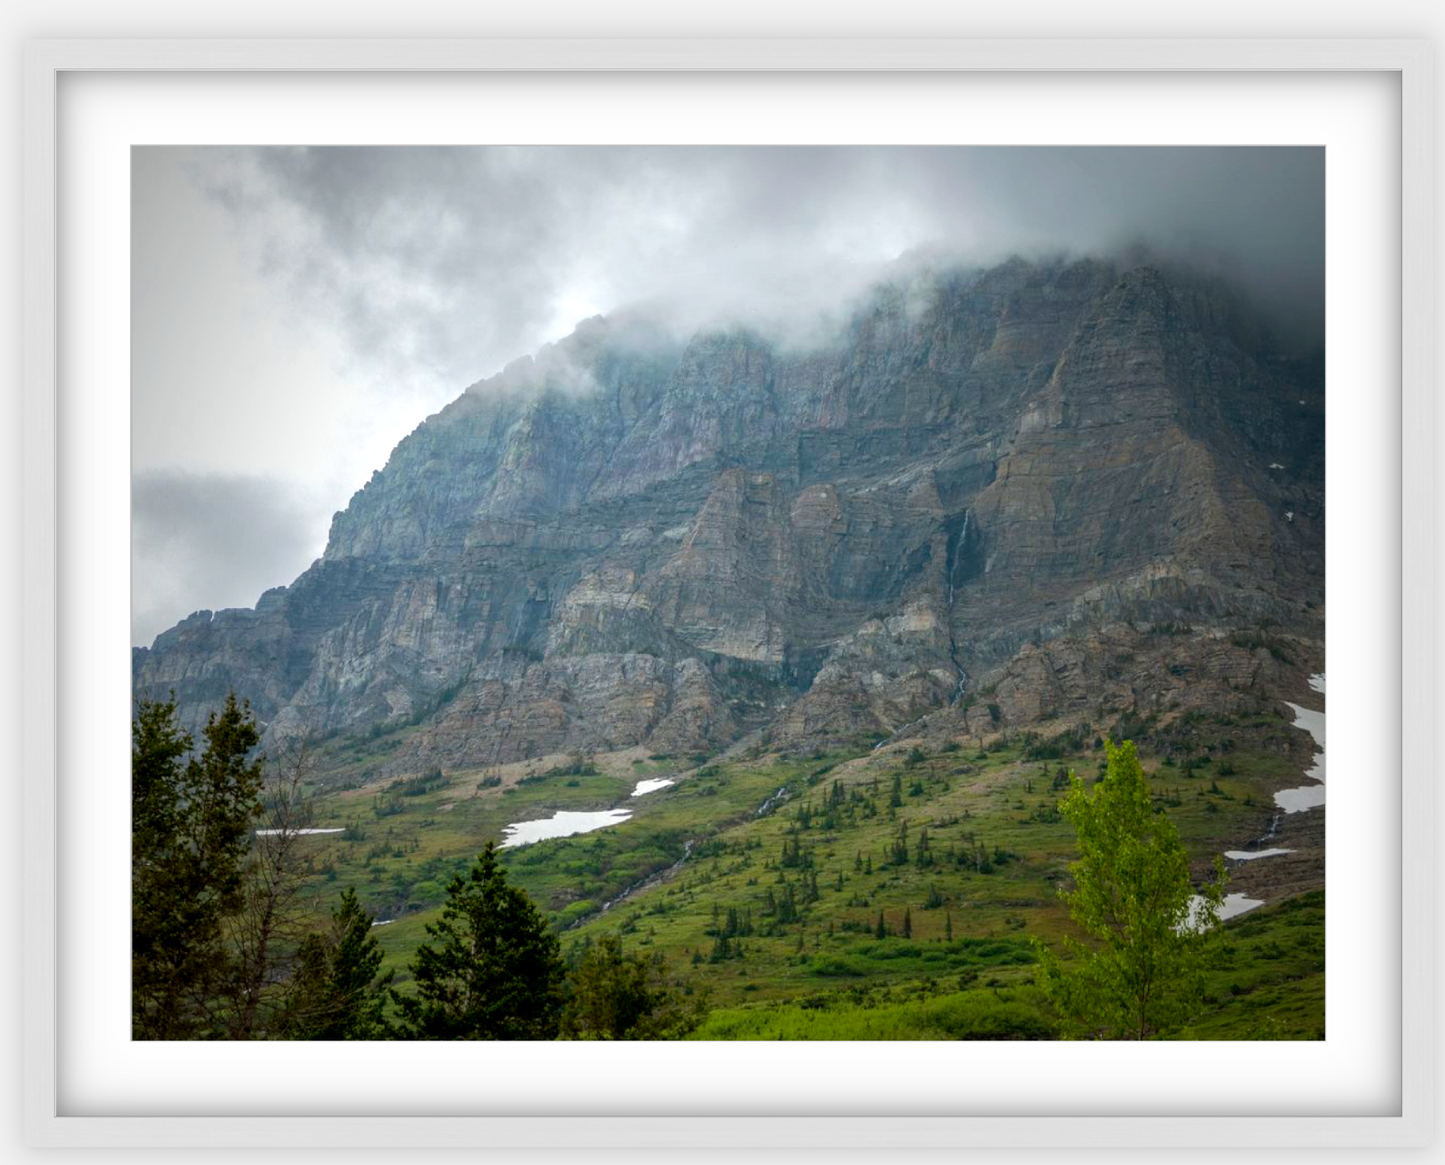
[875,911,887,939]
[393,843,565,1039]
[132,693,264,1039]
[563,934,706,1040]
[902,907,913,939]
[725,905,741,937]
[282,888,394,1039]
[945,911,953,942]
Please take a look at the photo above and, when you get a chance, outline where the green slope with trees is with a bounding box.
[132,693,1323,1040]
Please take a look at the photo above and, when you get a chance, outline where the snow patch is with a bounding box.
[499,808,633,848]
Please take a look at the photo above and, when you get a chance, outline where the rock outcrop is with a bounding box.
[134,255,1324,774]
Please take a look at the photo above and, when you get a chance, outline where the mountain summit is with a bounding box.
[134,255,1324,774]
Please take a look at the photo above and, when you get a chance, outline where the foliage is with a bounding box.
[392,842,566,1039]
[132,693,264,1039]
[387,768,449,797]
[692,983,1055,1041]
[174,703,1315,1041]
[1034,740,1225,1039]
[281,888,395,1039]
[561,935,707,1039]
[224,737,332,1037]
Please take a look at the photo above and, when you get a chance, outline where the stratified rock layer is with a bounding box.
[135,256,1324,773]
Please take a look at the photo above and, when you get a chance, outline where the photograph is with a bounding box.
[130,143,1326,1043]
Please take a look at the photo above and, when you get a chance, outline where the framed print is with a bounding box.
[21,38,1435,1149]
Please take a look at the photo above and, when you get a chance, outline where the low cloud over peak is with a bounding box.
[189,146,1323,384]
[133,145,1322,643]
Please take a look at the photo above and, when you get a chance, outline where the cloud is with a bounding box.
[196,145,1325,389]
[132,146,1324,644]
[131,471,326,647]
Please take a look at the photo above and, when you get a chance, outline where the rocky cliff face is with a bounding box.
[134,255,1324,773]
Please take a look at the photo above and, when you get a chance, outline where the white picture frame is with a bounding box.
[20,37,1435,1149]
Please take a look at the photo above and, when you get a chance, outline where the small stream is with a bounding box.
[571,838,699,928]
[565,780,793,924]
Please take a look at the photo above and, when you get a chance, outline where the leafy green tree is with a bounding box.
[393,843,565,1039]
[1034,740,1225,1040]
[562,935,707,1040]
[132,693,264,1039]
[282,888,394,1039]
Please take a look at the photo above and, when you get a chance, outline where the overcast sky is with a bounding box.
[132,145,1324,647]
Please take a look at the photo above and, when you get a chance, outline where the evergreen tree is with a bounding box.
[393,843,565,1039]
[1035,740,1226,1039]
[562,935,707,1040]
[282,888,394,1039]
[875,911,887,939]
[132,693,264,1039]
[902,907,913,939]
[915,827,932,869]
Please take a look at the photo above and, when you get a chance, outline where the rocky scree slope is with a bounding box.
[134,256,1324,774]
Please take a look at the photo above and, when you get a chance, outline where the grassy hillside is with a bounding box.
[282,709,1324,1039]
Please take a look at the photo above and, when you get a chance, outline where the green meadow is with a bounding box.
[284,709,1324,1039]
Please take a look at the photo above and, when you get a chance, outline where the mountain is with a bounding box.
[133,254,1324,776]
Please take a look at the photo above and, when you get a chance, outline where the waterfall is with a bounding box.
[947,509,969,704]
[948,510,970,610]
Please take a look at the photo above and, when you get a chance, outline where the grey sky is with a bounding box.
[132,145,1324,647]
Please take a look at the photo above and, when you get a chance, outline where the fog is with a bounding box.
[132,145,1323,646]
[209,145,1324,368]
